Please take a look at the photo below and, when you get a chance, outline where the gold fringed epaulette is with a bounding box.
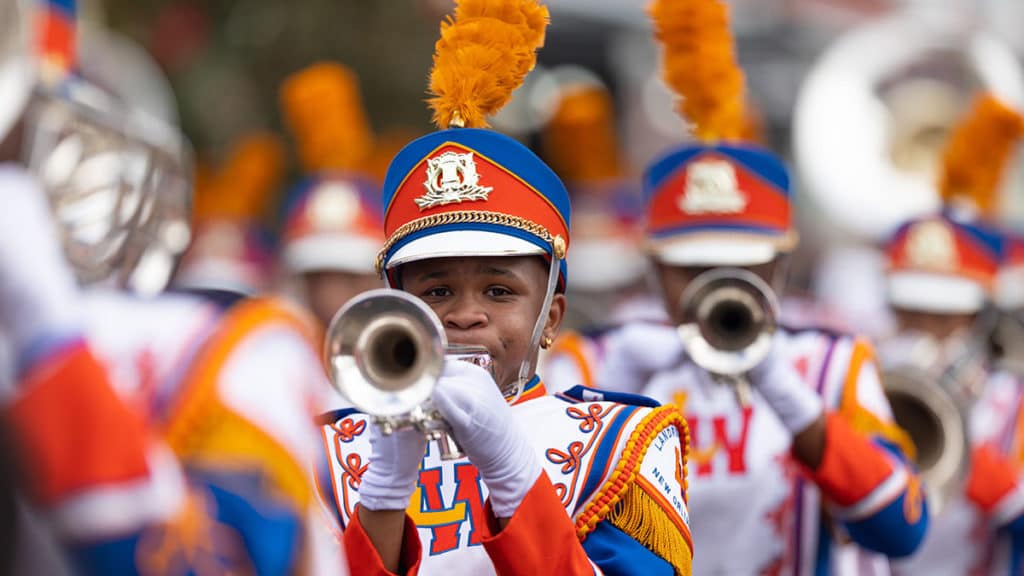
[575,404,692,576]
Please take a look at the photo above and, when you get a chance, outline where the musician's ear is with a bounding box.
[543,293,566,345]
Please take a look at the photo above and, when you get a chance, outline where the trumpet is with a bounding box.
[879,333,986,515]
[324,289,494,460]
[677,268,778,404]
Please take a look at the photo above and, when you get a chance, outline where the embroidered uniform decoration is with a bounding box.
[416,150,493,210]
[906,219,957,271]
[680,159,747,214]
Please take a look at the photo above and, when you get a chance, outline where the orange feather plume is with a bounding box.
[428,0,549,129]
[193,133,286,224]
[939,94,1024,216]
[280,62,374,173]
[649,0,747,142]
[541,85,623,184]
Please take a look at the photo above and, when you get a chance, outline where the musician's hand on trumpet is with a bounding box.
[433,360,544,519]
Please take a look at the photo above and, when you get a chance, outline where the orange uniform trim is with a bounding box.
[838,339,916,460]
[550,332,595,388]
[5,343,150,506]
[344,508,423,576]
[479,471,597,575]
[966,444,1019,514]
[574,405,690,537]
[162,297,320,510]
[803,413,895,508]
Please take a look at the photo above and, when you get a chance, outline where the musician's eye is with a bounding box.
[423,286,452,298]
[485,286,513,298]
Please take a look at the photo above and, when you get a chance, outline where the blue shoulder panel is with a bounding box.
[71,470,302,575]
[582,521,675,576]
[561,385,661,408]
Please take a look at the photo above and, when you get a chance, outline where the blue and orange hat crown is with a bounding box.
[642,0,794,264]
[375,0,570,289]
[644,144,792,244]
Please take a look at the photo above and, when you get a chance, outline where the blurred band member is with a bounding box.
[597,1,928,573]
[0,2,346,573]
[278,62,384,329]
[885,94,1024,575]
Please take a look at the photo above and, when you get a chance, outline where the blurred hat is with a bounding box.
[279,61,383,276]
[281,174,382,275]
[885,215,1002,314]
[642,0,796,267]
[540,78,643,291]
[175,133,284,293]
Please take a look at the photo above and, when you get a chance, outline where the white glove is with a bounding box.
[596,323,686,393]
[749,338,823,434]
[0,165,80,368]
[357,424,426,511]
[432,360,542,518]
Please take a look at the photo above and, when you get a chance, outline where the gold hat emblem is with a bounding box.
[906,219,958,271]
[679,159,748,215]
[310,183,359,230]
[416,151,493,210]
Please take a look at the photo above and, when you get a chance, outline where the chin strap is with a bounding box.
[509,238,565,402]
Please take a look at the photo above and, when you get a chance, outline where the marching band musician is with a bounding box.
[538,79,662,392]
[883,95,1024,575]
[596,0,928,574]
[278,62,385,329]
[0,1,346,573]
[316,1,693,574]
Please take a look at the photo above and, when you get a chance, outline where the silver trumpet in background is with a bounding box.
[879,333,986,515]
[678,268,779,405]
[325,289,493,460]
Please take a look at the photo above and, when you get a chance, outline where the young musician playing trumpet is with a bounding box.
[315,1,693,575]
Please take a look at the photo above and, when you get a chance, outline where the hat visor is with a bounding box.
[995,266,1024,310]
[387,230,546,269]
[649,233,792,267]
[284,234,380,275]
[569,238,646,291]
[887,271,987,314]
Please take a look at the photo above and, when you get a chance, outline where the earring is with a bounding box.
[542,336,553,349]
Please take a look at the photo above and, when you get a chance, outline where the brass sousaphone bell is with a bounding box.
[880,330,988,515]
[325,289,493,460]
[678,268,779,404]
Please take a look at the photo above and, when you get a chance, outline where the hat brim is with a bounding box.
[887,271,987,314]
[649,233,793,267]
[996,266,1024,310]
[569,238,646,291]
[387,230,546,269]
[284,234,380,275]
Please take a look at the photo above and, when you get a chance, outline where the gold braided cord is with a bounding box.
[375,210,563,274]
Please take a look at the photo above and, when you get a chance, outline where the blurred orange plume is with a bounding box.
[280,61,374,173]
[365,127,424,181]
[542,85,623,184]
[428,0,549,129]
[194,133,286,223]
[939,94,1024,216]
[649,0,747,142]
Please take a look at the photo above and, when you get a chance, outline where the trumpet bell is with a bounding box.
[679,268,778,376]
[325,289,446,417]
[881,367,970,515]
